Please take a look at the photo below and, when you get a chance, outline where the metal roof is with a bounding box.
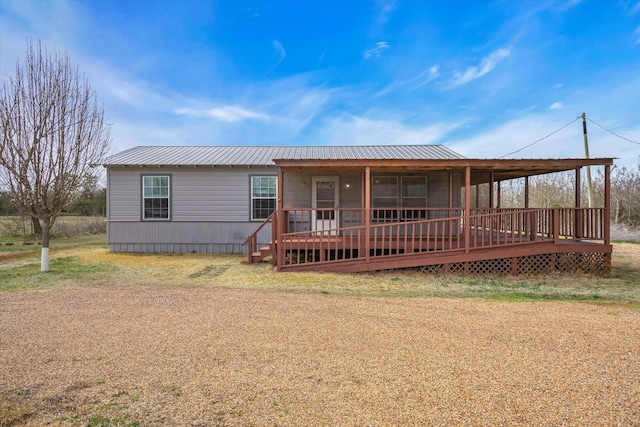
[102,145,466,167]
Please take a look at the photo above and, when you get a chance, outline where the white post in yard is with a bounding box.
[41,247,50,272]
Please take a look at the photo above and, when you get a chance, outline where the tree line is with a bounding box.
[493,161,640,229]
[0,176,106,218]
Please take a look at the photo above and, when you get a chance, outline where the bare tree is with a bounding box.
[529,171,576,208]
[497,170,592,209]
[0,39,111,271]
[594,160,640,228]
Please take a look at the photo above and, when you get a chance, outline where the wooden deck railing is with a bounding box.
[243,210,277,264]
[276,207,606,268]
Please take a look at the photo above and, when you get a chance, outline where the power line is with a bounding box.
[498,114,640,159]
[586,117,640,146]
[499,116,581,159]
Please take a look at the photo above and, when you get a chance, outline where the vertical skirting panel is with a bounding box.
[107,221,267,254]
[109,242,249,254]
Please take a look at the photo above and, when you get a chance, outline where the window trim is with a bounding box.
[250,175,277,221]
[141,174,171,221]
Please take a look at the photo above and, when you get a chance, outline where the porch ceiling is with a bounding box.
[274,158,614,182]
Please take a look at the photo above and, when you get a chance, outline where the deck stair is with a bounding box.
[251,243,273,263]
[243,210,277,265]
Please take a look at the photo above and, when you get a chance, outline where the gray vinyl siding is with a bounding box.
[107,166,276,254]
[108,169,141,221]
[108,167,276,222]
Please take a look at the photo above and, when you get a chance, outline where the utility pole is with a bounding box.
[582,112,594,208]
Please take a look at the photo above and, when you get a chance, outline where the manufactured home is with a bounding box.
[103,145,613,274]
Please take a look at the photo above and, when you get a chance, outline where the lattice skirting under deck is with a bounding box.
[418,252,611,276]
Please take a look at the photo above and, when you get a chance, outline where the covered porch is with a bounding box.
[246,158,613,274]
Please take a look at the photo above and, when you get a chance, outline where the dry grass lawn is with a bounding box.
[1,242,639,425]
[4,242,639,301]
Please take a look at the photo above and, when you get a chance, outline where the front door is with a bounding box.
[312,176,339,234]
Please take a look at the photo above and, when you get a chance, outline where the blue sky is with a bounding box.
[1,0,639,165]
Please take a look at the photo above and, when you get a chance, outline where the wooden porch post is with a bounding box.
[489,171,495,208]
[575,168,582,238]
[523,176,530,238]
[448,171,453,209]
[553,208,560,245]
[465,166,471,254]
[448,170,453,238]
[365,166,371,263]
[276,167,284,270]
[604,164,611,245]
[361,170,366,211]
[575,168,582,207]
[496,181,501,209]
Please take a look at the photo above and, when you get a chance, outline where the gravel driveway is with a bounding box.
[1,286,638,426]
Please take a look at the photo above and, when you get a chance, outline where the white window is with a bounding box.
[143,175,170,220]
[251,176,277,220]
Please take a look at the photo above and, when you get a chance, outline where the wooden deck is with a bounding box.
[246,207,612,274]
[277,234,610,273]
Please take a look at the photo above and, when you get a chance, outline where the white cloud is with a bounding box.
[269,40,286,71]
[628,1,640,15]
[446,113,640,165]
[448,48,511,88]
[311,114,459,146]
[0,0,81,48]
[556,0,584,11]
[409,65,440,90]
[550,102,563,110]
[447,116,583,159]
[374,64,440,97]
[240,73,338,138]
[364,41,390,59]
[428,65,440,79]
[174,106,269,122]
[107,81,337,152]
[96,70,174,111]
[377,0,397,25]
[0,0,85,77]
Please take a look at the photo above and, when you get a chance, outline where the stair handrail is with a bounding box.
[243,210,277,263]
